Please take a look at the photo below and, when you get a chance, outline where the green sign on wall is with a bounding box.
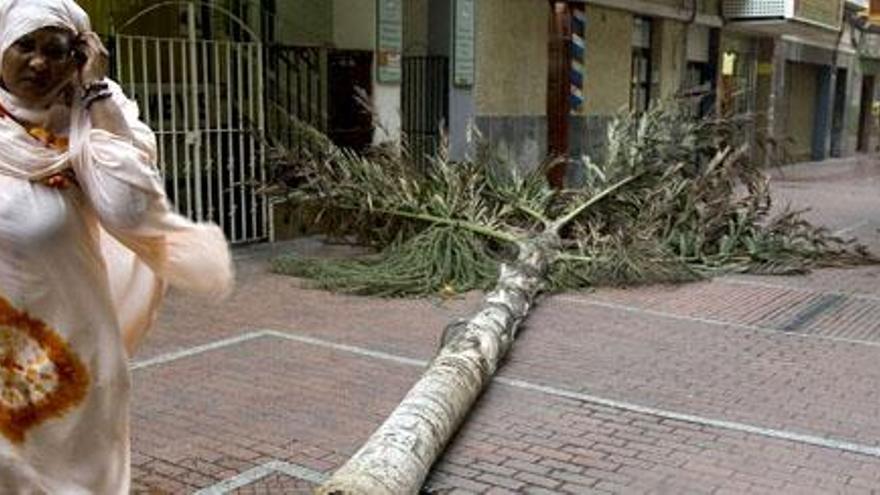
[377,0,403,83]
[794,0,842,30]
[453,0,475,87]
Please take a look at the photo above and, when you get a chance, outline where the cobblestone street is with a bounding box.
[132,157,880,494]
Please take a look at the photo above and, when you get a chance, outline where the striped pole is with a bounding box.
[570,3,586,113]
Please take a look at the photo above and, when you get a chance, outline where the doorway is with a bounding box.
[830,68,848,158]
[327,50,374,153]
[857,75,875,153]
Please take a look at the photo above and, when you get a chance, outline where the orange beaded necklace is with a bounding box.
[0,101,69,151]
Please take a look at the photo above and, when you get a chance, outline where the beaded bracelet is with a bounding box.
[82,80,110,96]
[83,89,113,109]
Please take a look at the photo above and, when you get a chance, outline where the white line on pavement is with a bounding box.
[833,219,872,237]
[496,377,880,459]
[557,296,880,349]
[130,332,268,370]
[192,463,275,494]
[132,328,880,462]
[261,329,429,367]
[192,460,327,494]
[271,460,329,483]
[130,330,428,372]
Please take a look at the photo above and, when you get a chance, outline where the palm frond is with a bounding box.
[264,101,876,297]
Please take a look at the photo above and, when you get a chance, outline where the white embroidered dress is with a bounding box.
[0,1,233,493]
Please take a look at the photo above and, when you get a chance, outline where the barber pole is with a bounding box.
[570,4,585,113]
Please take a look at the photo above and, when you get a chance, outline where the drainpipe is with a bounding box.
[682,0,697,97]
[817,13,848,160]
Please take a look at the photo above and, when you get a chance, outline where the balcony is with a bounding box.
[722,0,845,35]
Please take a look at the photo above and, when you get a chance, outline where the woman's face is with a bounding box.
[1,27,78,104]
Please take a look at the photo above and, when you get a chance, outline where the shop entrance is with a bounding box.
[830,68,848,158]
[857,75,875,153]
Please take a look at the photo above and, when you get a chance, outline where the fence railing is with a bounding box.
[402,56,449,167]
[265,44,327,153]
[112,34,269,244]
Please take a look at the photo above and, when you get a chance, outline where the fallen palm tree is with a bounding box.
[264,103,874,494]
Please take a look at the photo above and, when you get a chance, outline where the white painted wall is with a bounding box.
[373,84,402,144]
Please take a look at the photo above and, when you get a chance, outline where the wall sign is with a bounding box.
[453,0,475,87]
[377,0,403,83]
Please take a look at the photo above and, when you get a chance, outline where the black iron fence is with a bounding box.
[402,56,449,167]
[265,44,327,153]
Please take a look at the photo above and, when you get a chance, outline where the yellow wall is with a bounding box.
[276,0,333,46]
[81,0,264,39]
[583,5,632,116]
[77,0,144,33]
[785,62,819,161]
[643,0,720,14]
[648,0,688,8]
[404,0,430,56]
[76,0,112,33]
[334,0,376,50]
[581,7,699,116]
[474,0,548,116]
[655,19,687,99]
[699,0,721,14]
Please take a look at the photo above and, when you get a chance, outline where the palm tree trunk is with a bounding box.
[316,234,558,495]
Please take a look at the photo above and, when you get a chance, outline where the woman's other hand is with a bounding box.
[40,170,76,189]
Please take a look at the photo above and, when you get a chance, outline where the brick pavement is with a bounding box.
[499,293,880,446]
[131,329,880,494]
[130,157,880,494]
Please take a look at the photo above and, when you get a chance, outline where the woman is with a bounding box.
[0,0,233,493]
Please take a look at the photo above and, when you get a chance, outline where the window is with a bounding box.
[720,50,753,116]
[685,62,713,117]
[631,17,653,113]
[685,24,714,116]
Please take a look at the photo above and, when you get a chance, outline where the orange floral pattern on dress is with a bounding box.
[0,297,89,444]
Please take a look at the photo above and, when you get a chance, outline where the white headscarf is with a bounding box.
[0,0,91,67]
[0,0,90,120]
[0,0,138,182]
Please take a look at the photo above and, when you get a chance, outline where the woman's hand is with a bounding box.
[75,32,109,88]
[40,170,77,190]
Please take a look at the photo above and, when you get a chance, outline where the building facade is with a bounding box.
[728,0,880,163]
[470,0,728,183]
[73,0,880,241]
[79,0,880,166]
[472,0,880,177]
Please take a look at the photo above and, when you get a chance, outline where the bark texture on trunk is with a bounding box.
[316,235,558,495]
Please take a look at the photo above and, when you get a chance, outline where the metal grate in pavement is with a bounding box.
[777,293,846,332]
[591,280,880,344]
[720,287,880,342]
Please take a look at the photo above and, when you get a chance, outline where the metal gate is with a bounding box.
[112,1,268,244]
[265,45,327,154]
[402,56,449,167]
